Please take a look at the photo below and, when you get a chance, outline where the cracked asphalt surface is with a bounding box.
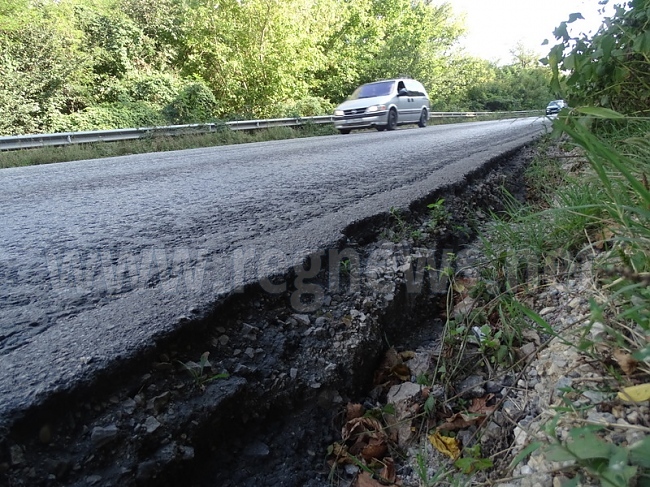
[0,118,548,426]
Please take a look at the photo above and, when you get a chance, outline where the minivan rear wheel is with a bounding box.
[386,108,398,131]
[338,128,351,134]
[418,109,428,127]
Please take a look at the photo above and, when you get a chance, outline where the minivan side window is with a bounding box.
[405,80,426,97]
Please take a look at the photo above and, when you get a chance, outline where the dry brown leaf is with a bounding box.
[374,348,401,385]
[382,348,402,368]
[361,437,388,461]
[343,417,388,461]
[613,348,639,375]
[469,394,496,414]
[342,417,384,441]
[428,431,460,460]
[355,472,384,487]
[399,350,416,361]
[437,412,485,432]
[453,277,477,295]
[390,363,411,381]
[380,457,396,483]
[327,442,352,466]
[521,329,541,345]
[384,413,413,447]
[593,228,615,250]
[375,348,415,386]
[346,403,365,421]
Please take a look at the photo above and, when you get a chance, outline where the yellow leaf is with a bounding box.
[618,383,650,402]
[428,431,460,460]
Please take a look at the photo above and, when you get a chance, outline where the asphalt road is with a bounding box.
[0,118,549,422]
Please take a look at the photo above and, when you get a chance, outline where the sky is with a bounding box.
[443,0,612,64]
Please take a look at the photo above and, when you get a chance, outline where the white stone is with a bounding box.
[513,426,528,448]
[387,382,422,405]
[539,306,556,316]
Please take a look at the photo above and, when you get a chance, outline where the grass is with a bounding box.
[0,111,541,169]
[0,123,338,169]
[432,113,650,484]
[328,112,650,486]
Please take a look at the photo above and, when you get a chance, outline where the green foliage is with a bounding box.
[387,206,413,242]
[554,114,650,367]
[164,80,218,124]
[51,101,167,132]
[466,65,553,112]
[0,2,91,134]
[0,0,556,134]
[545,0,650,114]
[271,96,334,118]
[1,120,337,168]
[427,198,449,231]
[103,71,181,105]
[454,444,493,474]
[74,4,151,78]
[119,0,183,68]
[312,0,466,106]
[179,351,229,390]
[472,108,650,486]
[543,426,650,487]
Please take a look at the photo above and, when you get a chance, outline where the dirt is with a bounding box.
[0,144,536,487]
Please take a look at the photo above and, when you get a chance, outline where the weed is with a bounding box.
[179,351,229,389]
[414,446,449,486]
[411,229,424,243]
[388,206,412,242]
[541,423,650,487]
[427,198,448,232]
[339,258,352,276]
[409,112,650,486]
[454,444,493,475]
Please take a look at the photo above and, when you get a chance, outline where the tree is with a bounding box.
[0,0,91,134]
[544,0,650,114]
[509,41,543,69]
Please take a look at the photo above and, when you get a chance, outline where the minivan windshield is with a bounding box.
[349,81,395,100]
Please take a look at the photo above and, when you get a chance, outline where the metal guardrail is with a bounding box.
[0,111,542,151]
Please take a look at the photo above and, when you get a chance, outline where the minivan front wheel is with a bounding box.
[386,108,398,131]
[418,109,428,127]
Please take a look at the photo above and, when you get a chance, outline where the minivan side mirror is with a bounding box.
[398,88,408,96]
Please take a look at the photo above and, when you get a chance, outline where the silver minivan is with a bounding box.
[333,78,430,134]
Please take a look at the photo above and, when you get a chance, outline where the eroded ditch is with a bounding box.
[1,144,536,487]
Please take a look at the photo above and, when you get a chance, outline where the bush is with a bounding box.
[164,81,218,124]
[271,96,335,118]
[546,1,650,115]
[50,101,167,132]
[100,72,181,105]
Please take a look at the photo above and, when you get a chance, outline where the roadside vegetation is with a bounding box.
[0,112,536,169]
[0,123,337,168]
[1,0,648,485]
[327,1,650,485]
[0,0,553,138]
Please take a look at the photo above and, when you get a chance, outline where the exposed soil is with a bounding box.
[1,144,539,487]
